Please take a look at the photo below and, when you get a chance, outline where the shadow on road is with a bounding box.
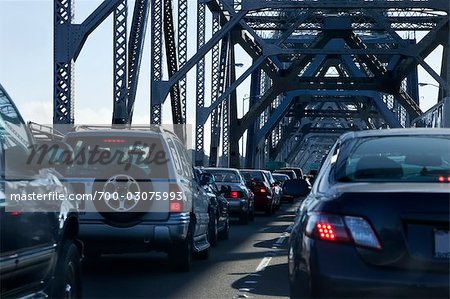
[231,263,289,297]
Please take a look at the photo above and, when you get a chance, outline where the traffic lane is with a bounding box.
[82,202,301,298]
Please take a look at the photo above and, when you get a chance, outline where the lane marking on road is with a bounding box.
[255,256,272,272]
[238,288,254,292]
[235,204,299,299]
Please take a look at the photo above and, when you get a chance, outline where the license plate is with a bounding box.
[434,230,450,259]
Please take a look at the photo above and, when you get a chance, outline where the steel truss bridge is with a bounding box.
[53,0,449,171]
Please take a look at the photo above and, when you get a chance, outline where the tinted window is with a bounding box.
[240,170,264,182]
[273,174,289,182]
[204,169,240,183]
[0,87,32,151]
[335,135,450,182]
[65,136,169,178]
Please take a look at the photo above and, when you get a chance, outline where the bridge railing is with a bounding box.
[412,97,450,128]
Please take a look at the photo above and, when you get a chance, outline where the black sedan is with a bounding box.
[202,168,255,224]
[194,167,230,246]
[287,129,450,298]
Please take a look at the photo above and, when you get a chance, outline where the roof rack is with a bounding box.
[71,124,180,138]
[28,122,65,142]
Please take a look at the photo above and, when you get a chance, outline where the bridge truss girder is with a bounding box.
[54,1,449,169]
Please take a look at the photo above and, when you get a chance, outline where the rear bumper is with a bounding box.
[253,195,272,211]
[226,199,248,216]
[79,212,190,253]
[308,239,450,298]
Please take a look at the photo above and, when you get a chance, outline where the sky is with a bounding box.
[0,0,445,146]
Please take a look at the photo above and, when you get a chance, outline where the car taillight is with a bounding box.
[226,191,243,199]
[438,176,450,182]
[170,201,183,212]
[259,187,267,193]
[230,191,239,198]
[169,184,183,212]
[306,213,381,250]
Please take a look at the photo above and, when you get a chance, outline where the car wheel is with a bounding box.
[169,223,194,272]
[218,217,229,240]
[92,165,152,225]
[289,246,312,299]
[51,241,82,299]
[239,210,249,224]
[265,205,272,216]
[208,211,218,247]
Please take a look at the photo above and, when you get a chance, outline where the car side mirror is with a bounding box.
[282,179,311,198]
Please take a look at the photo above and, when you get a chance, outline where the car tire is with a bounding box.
[208,211,219,247]
[169,223,194,272]
[92,165,152,225]
[265,205,272,216]
[239,210,249,224]
[218,217,229,240]
[50,241,82,299]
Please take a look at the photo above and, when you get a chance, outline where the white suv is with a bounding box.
[60,126,210,271]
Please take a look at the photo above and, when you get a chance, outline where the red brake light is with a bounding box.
[170,202,182,212]
[306,213,382,250]
[169,184,184,212]
[103,139,126,143]
[260,188,267,193]
[230,191,239,199]
[9,211,22,216]
[317,223,336,240]
[438,176,445,182]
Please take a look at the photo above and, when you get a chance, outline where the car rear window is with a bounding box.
[204,170,240,183]
[65,136,170,178]
[240,171,264,182]
[335,135,450,182]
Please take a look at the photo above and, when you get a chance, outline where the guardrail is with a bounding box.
[412,97,450,128]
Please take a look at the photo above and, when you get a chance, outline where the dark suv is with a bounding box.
[62,126,210,271]
[0,85,82,298]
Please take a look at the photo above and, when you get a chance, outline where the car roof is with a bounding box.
[340,128,450,142]
[66,125,181,140]
[203,167,240,172]
[273,173,290,177]
[240,169,264,172]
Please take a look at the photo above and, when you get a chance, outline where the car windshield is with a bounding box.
[240,171,264,182]
[335,135,450,182]
[204,170,240,183]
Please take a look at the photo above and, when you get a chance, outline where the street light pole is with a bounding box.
[241,95,250,162]
[418,82,444,101]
